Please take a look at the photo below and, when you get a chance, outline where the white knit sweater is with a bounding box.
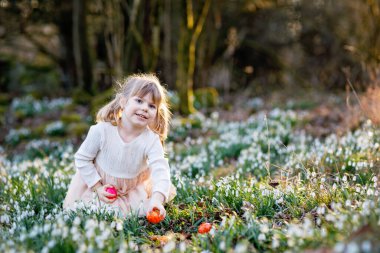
[74,122,171,200]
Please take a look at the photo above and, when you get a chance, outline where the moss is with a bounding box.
[72,89,92,105]
[32,124,47,136]
[194,87,219,110]
[67,122,90,138]
[60,113,82,124]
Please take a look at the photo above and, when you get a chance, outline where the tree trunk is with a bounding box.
[175,0,212,115]
[176,24,195,115]
[73,0,93,93]
[162,0,174,88]
[103,0,125,79]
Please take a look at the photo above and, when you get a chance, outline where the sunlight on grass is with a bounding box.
[1,106,379,252]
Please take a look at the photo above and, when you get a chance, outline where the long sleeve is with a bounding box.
[74,125,102,188]
[146,136,171,201]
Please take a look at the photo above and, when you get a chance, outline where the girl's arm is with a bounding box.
[74,125,103,188]
[146,135,172,203]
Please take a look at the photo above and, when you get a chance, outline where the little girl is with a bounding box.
[63,73,176,218]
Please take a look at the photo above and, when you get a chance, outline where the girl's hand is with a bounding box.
[147,192,166,218]
[95,184,118,203]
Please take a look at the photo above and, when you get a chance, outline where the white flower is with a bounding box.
[179,242,186,252]
[334,242,345,253]
[272,238,280,248]
[47,240,56,248]
[346,242,359,253]
[163,241,176,252]
[73,217,81,225]
[219,241,226,250]
[258,233,266,241]
[361,241,371,252]
[220,216,227,228]
[276,197,284,204]
[260,224,269,233]
[79,244,87,252]
[116,222,123,231]
[234,243,247,253]
[321,227,327,237]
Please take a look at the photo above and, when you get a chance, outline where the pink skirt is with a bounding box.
[63,164,176,217]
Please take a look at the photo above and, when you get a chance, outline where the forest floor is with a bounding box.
[1,88,379,252]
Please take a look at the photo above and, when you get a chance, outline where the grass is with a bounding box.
[1,99,380,252]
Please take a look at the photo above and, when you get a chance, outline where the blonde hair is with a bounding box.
[96,73,171,142]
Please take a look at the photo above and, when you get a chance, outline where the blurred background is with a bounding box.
[0,0,380,145]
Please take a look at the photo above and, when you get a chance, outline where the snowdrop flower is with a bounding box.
[272,238,280,248]
[234,243,247,253]
[79,244,87,252]
[320,227,327,237]
[276,197,284,204]
[258,233,266,241]
[346,242,360,253]
[260,224,269,234]
[73,216,81,226]
[163,241,176,253]
[317,206,325,215]
[220,216,227,228]
[334,242,345,253]
[116,222,123,231]
[179,242,186,252]
[128,241,138,251]
[361,241,371,252]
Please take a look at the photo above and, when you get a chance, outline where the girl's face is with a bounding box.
[120,93,158,130]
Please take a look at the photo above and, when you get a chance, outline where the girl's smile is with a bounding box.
[121,94,158,130]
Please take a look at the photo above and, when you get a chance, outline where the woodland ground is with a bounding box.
[0,89,379,253]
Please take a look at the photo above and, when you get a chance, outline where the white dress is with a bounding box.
[63,122,176,216]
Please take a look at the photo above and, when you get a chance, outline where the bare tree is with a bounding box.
[175,0,212,115]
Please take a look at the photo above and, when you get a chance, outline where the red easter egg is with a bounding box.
[147,207,164,224]
[105,186,117,199]
[198,222,212,234]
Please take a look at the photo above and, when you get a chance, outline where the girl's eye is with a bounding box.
[149,104,157,110]
[135,98,143,103]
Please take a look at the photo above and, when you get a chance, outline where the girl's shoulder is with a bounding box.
[145,127,160,140]
[88,121,116,138]
[93,121,115,130]
[142,128,162,148]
